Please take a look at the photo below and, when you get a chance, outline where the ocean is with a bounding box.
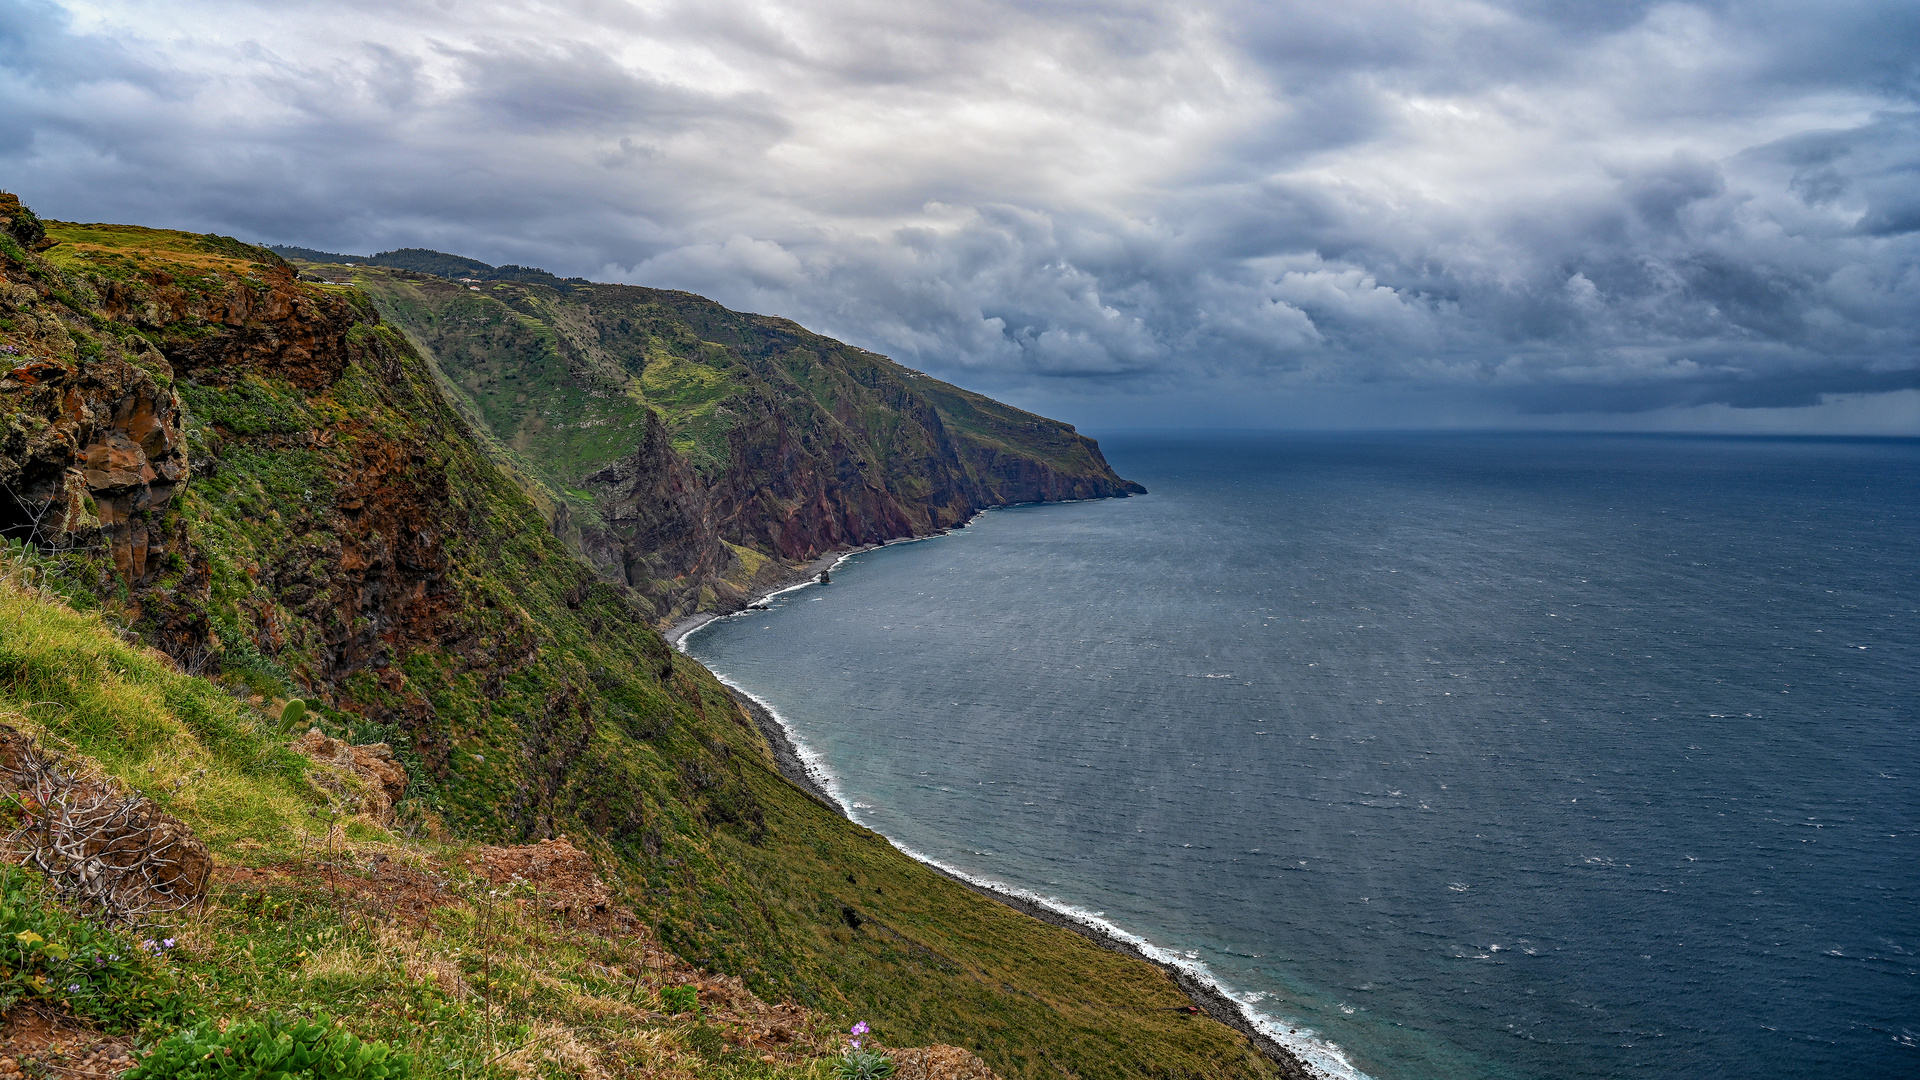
[681,432,1919,1080]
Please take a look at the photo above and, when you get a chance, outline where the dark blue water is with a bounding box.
[683,433,1920,1080]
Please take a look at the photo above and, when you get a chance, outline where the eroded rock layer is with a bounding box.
[347,266,1143,622]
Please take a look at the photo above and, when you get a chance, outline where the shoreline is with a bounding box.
[663,502,1338,1079]
[914,859,1316,1080]
[664,498,1123,648]
[675,536,1330,1080]
[724,687,844,816]
[664,545,873,647]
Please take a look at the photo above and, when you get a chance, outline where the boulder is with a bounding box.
[293,730,409,823]
[0,725,212,920]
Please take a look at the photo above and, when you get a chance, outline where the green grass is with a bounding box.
[0,571,314,858]
[0,866,194,1034]
[0,222,1273,1080]
[0,570,838,1079]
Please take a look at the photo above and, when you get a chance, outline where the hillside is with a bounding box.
[0,194,1289,1080]
[273,247,1142,624]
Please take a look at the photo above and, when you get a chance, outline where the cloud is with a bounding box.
[1,0,1915,431]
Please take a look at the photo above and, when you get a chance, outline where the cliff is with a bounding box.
[0,194,1289,1080]
[305,254,1141,623]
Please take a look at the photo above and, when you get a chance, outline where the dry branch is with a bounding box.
[0,726,210,924]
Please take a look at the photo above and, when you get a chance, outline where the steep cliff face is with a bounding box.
[0,198,1282,1080]
[345,267,1142,622]
[582,409,738,616]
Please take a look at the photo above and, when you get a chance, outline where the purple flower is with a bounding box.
[163,938,175,949]
[67,984,81,993]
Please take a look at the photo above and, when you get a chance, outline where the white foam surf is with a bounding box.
[679,510,1374,1080]
[687,642,1375,1080]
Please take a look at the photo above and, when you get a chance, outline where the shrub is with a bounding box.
[658,984,697,1013]
[125,1015,411,1080]
[0,865,190,1032]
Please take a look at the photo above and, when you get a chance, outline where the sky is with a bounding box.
[3,1,1917,433]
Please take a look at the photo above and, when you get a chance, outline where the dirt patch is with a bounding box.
[0,1007,136,1080]
[463,837,615,919]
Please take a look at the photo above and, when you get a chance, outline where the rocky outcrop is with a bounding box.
[0,725,212,921]
[293,730,409,824]
[583,409,737,609]
[0,353,189,584]
[0,194,54,254]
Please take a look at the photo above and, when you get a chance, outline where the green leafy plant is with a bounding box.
[276,699,307,734]
[658,984,697,1013]
[0,866,190,1032]
[835,1049,896,1080]
[125,1015,411,1080]
[835,1022,894,1080]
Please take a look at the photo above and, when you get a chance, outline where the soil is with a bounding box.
[0,1007,136,1080]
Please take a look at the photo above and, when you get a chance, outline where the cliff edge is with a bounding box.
[0,194,1290,1080]
[293,251,1142,624]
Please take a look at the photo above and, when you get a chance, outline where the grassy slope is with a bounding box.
[0,565,835,1077]
[350,269,1134,528]
[0,215,1279,1079]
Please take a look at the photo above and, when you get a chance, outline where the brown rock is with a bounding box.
[886,1046,1002,1080]
[0,725,212,919]
[293,730,409,823]
[469,836,615,916]
[0,334,186,588]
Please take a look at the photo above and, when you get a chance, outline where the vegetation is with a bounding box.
[0,867,191,1033]
[0,202,1278,1079]
[125,1016,411,1080]
[832,1052,893,1080]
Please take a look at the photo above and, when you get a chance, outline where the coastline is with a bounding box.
[725,686,843,815]
[918,861,1316,1080]
[671,525,1334,1080]
[664,546,870,648]
[664,498,1122,648]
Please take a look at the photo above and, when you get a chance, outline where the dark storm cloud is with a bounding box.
[1,0,1915,430]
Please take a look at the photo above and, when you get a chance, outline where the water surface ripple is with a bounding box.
[685,432,1919,1080]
